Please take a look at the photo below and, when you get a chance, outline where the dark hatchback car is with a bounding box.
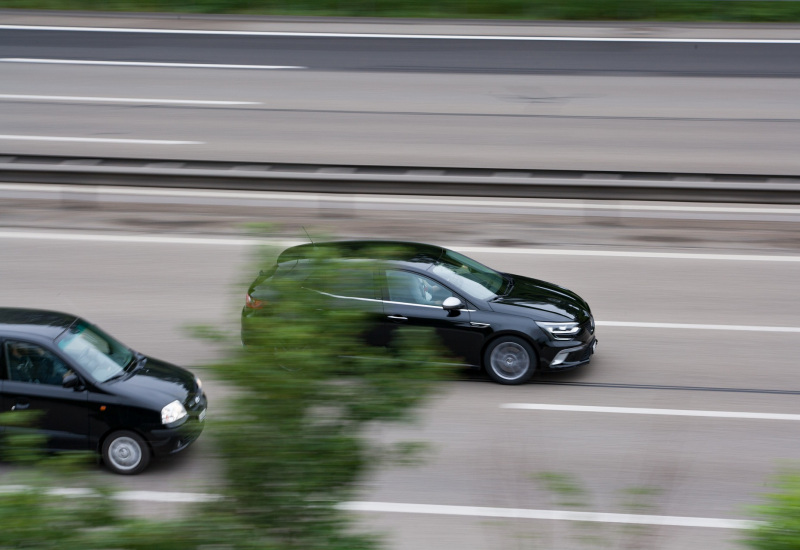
[243,241,597,385]
[0,308,207,474]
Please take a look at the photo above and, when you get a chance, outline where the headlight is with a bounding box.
[195,376,203,390]
[536,321,581,340]
[161,400,188,425]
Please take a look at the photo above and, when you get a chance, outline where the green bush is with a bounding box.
[744,469,800,550]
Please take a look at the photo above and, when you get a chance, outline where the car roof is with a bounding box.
[278,240,446,268]
[0,308,78,340]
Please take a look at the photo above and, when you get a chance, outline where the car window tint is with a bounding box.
[307,266,377,300]
[432,249,506,300]
[5,340,72,386]
[386,270,451,306]
[0,340,7,380]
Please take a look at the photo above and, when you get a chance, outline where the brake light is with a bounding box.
[245,293,264,309]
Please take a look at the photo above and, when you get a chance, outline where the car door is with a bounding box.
[1,339,90,451]
[305,264,387,347]
[379,269,485,365]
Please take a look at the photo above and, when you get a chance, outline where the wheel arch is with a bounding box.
[479,330,541,370]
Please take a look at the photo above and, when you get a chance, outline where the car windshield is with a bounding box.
[57,321,134,383]
[429,250,508,300]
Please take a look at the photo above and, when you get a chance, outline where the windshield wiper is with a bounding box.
[124,352,147,373]
[501,275,515,296]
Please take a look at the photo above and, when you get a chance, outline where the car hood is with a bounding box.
[106,357,197,409]
[489,273,591,322]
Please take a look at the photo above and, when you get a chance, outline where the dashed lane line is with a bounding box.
[0,135,201,145]
[596,321,800,333]
[501,403,800,421]
[0,94,260,105]
[341,501,756,529]
[0,486,756,529]
[0,58,305,70]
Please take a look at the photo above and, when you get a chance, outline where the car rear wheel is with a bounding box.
[102,430,150,475]
[484,336,536,385]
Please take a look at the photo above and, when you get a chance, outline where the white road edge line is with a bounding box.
[2,230,800,264]
[0,231,253,245]
[501,403,800,421]
[341,501,756,529]
[0,58,306,70]
[0,135,201,145]
[0,486,756,529]
[0,25,798,44]
[0,94,261,105]
[3,183,800,215]
[453,246,800,262]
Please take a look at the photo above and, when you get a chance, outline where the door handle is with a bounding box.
[387,315,408,321]
[12,403,30,411]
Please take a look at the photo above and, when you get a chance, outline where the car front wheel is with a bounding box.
[484,336,537,385]
[102,430,151,475]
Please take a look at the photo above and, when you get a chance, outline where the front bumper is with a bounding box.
[544,337,597,371]
[147,394,207,457]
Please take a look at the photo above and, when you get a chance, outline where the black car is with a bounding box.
[0,308,207,474]
[243,241,597,385]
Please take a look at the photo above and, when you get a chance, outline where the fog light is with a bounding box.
[550,350,570,367]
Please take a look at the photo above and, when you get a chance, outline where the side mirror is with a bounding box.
[442,297,464,311]
[62,372,83,390]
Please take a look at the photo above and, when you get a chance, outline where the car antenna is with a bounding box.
[303,226,315,247]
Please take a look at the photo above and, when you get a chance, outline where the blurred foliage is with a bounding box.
[533,471,588,508]
[743,468,800,550]
[207,240,449,548]
[0,240,448,549]
[0,411,127,549]
[4,0,800,21]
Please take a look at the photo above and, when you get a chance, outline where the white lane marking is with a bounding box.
[2,183,800,215]
[111,490,223,503]
[0,230,253,245]
[2,230,800,265]
[598,321,800,333]
[0,486,755,529]
[0,135,201,145]
[341,501,755,529]
[0,25,797,44]
[0,94,260,105]
[501,403,800,421]
[0,58,305,70]
[454,246,800,262]
[0,485,223,502]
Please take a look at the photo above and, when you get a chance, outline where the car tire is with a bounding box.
[102,430,151,475]
[484,336,537,385]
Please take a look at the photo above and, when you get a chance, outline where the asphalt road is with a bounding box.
[1,17,800,174]
[2,28,799,76]
[1,187,799,549]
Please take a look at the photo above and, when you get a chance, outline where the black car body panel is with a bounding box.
[489,274,591,322]
[0,308,206,467]
[243,241,597,383]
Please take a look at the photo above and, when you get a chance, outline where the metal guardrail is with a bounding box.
[2,154,800,203]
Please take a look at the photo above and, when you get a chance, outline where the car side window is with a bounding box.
[0,340,7,381]
[308,267,378,300]
[385,270,451,307]
[5,340,72,386]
